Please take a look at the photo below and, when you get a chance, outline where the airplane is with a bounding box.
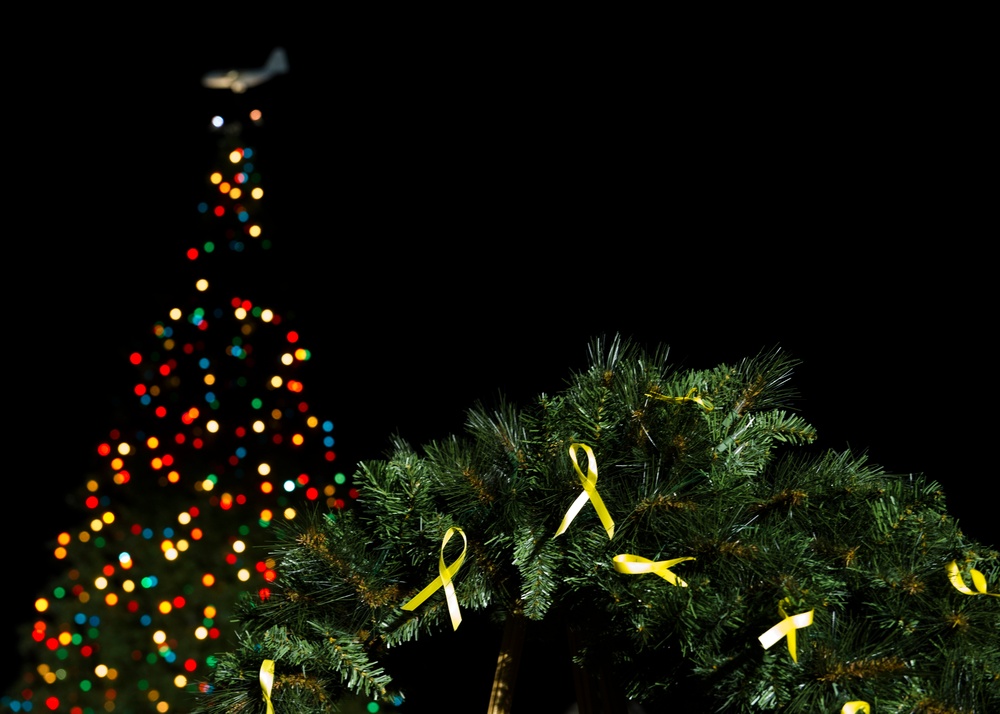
[201,47,290,93]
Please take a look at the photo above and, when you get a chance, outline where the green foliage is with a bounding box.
[194,337,1000,713]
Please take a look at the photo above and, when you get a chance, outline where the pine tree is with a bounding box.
[3,108,392,714]
[192,336,999,714]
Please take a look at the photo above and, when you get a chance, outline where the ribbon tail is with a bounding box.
[400,576,442,611]
[260,659,275,714]
[554,490,590,537]
[587,487,615,539]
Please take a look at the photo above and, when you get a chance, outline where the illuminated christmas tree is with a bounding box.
[3,103,393,714]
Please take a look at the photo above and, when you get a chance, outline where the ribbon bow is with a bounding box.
[947,560,1000,596]
[758,597,814,662]
[646,387,714,412]
[260,659,275,714]
[401,527,468,630]
[554,443,615,539]
[612,554,695,587]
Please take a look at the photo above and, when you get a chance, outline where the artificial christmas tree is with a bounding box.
[192,336,999,713]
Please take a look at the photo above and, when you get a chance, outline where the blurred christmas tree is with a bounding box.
[191,337,999,714]
[3,99,392,714]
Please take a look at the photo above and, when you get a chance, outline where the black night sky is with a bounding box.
[8,24,994,702]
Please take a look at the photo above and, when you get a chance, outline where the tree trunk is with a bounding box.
[487,612,527,714]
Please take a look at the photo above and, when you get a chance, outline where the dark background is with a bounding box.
[8,23,994,706]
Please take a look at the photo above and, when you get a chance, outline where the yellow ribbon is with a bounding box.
[947,560,1000,596]
[612,554,695,587]
[757,598,814,663]
[401,526,467,630]
[554,443,615,539]
[646,387,714,412]
[842,702,870,714]
[260,659,275,714]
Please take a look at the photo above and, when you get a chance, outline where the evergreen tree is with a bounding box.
[193,336,999,713]
[3,107,391,714]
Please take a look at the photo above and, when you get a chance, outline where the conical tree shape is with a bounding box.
[3,109,392,714]
[193,336,999,713]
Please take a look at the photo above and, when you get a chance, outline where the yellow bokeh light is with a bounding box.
[110,458,124,470]
[105,592,118,606]
[206,420,220,433]
[295,348,309,361]
[146,436,159,449]
[229,150,242,163]
[59,631,73,646]
[260,509,273,522]
[283,507,297,520]
[307,416,318,428]
[123,580,135,593]
[253,420,265,433]
[159,599,173,614]
[102,512,115,525]
[280,353,293,366]
[251,187,264,199]
[292,434,304,446]
[229,187,242,199]
[210,172,222,185]
[248,224,262,237]
[269,376,283,388]
[202,478,215,491]
[178,512,191,525]
[204,605,217,618]
[165,548,179,561]
[35,598,49,613]
[261,309,273,322]
[95,577,108,590]
[195,626,208,640]
[202,573,215,587]
[170,307,182,320]
[54,547,68,560]
[90,519,104,532]
[258,463,271,476]
[232,540,246,553]
[95,664,109,678]
[157,701,169,713]
[234,307,247,319]
[196,278,209,292]
[177,539,189,552]
[204,373,216,385]
[86,479,99,493]
[57,532,71,546]
[117,443,131,456]
[153,630,167,644]
[174,674,188,688]
[238,569,251,582]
